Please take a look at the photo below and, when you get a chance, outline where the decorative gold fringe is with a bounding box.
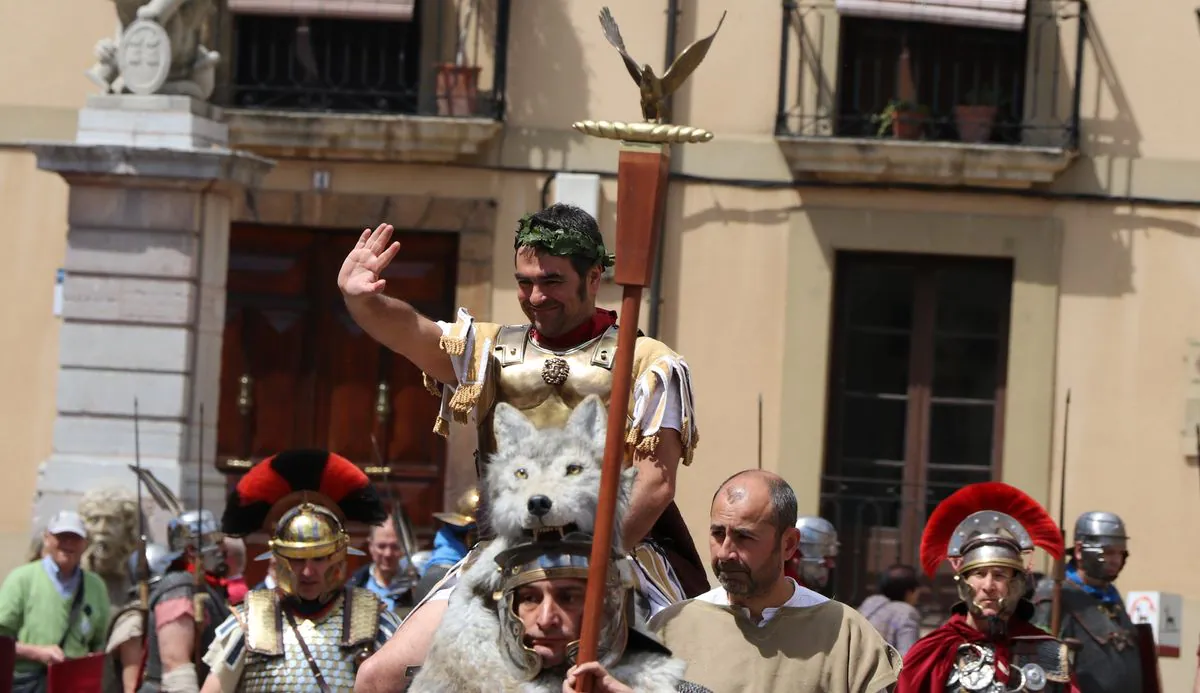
[422,373,443,398]
[432,417,450,437]
[635,434,660,456]
[439,335,466,356]
[448,382,482,423]
[625,427,641,446]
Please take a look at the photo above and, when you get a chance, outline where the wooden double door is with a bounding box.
[216,225,459,585]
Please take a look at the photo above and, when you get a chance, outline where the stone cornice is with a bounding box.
[26,141,276,191]
[225,109,504,163]
[776,135,1078,189]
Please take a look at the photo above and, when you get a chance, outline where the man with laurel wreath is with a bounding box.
[199,450,400,693]
[896,482,1080,693]
[344,204,707,692]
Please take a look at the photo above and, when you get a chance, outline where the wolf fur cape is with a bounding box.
[408,395,691,693]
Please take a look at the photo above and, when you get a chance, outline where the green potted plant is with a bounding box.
[873,99,927,140]
[955,85,1000,143]
[436,0,482,116]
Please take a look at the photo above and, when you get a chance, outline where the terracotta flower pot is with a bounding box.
[955,105,997,143]
[436,64,482,116]
[892,109,924,140]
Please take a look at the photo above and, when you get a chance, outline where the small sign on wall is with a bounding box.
[1126,590,1183,657]
[53,268,64,317]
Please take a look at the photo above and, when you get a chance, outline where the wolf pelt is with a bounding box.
[409,395,681,693]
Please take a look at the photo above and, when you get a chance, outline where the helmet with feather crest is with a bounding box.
[920,482,1064,622]
[221,450,387,602]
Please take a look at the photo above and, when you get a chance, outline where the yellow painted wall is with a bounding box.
[0,151,68,576]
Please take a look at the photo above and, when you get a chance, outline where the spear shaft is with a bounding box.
[193,405,207,666]
[1050,389,1071,635]
[134,398,150,689]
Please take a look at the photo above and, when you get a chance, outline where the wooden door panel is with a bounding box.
[218,305,314,462]
[219,227,318,469]
[219,225,459,568]
[318,309,389,461]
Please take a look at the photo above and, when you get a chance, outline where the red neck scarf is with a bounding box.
[530,308,617,350]
[183,562,229,591]
[896,612,1079,693]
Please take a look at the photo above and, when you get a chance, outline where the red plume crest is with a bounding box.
[919,481,1063,578]
[221,449,386,536]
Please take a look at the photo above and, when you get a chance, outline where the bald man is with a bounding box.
[649,471,901,693]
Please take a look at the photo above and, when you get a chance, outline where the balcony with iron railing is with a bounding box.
[775,0,1087,188]
[212,0,510,162]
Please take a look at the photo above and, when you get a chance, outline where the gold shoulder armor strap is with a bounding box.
[341,586,381,648]
[495,325,531,366]
[494,323,619,370]
[245,589,284,656]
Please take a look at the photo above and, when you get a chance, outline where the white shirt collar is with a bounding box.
[695,577,828,627]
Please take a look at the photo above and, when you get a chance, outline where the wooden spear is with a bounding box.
[571,7,724,691]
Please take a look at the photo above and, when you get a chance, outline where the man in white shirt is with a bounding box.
[649,470,900,692]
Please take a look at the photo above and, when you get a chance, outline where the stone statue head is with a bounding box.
[79,487,141,577]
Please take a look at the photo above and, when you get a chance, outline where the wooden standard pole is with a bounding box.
[574,141,671,692]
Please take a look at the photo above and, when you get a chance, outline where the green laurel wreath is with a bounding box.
[514,214,616,269]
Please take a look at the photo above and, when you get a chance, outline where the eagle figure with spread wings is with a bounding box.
[599,6,727,123]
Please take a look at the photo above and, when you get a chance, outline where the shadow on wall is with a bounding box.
[654,190,795,347]
[1053,2,1143,196]
[1056,207,1200,298]
[490,1,589,168]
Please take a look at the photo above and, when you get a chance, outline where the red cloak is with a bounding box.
[896,612,1080,693]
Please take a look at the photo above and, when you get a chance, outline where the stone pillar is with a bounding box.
[26,95,273,540]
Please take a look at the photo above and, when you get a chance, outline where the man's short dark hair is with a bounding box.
[712,470,798,538]
[766,477,798,538]
[514,203,607,278]
[880,564,921,601]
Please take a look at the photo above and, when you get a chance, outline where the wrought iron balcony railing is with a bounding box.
[223,0,510,118]
[776,0,1087,149]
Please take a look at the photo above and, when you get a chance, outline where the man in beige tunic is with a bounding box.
[649,470,901,693]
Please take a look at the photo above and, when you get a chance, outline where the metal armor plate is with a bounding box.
[478,325,620,460]
[1010,637,1072,683]
[946,639,1072,693]
[240,591,371,693]
[1037,580,1144,693]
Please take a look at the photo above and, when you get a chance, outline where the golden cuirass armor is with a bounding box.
[477,324,620,465]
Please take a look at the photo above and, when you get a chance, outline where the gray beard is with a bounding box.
[979,613,1008,638]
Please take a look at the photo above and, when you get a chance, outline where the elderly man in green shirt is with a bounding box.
[0,510,110,691]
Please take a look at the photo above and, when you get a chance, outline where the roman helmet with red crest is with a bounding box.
[221,450,387,602]
[920,482,1065,625]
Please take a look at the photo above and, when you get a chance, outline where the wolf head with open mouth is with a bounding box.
[485,394,635,549]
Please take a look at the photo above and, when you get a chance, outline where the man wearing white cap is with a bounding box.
[0,510,111,691]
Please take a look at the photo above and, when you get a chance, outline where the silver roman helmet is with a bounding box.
[128,465,228,576]
[492,533,636,682]
[946,510,1037,621]
[1073,511,1129,582]
[125,542,172,597]
[167,509,227,575]
[794,516,839,589]
[920,483,1064,632]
